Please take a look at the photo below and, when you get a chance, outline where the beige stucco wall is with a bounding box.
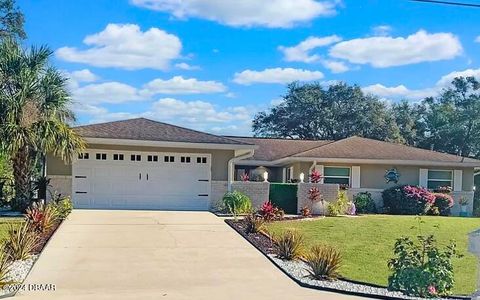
[47,144,235,181]
[287,162,475,192]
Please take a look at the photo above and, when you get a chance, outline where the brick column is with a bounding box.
[469,229,480,300]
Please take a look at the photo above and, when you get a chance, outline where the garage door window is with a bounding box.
[96,153,107,160]
[148,155,158,162]
[164,156,175,162]
[130,154,141,161]
[197,157,207,164]
[78,153,89,160]
[113,154,124,161]
[181,156,191,163]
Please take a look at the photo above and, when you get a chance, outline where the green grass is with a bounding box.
[0,217,24,242]
[265,215,480,295]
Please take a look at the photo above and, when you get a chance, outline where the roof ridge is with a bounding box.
[74,117,143,129]
[291,138,347,157]
[225,135,329,142]
[276,139,337,160]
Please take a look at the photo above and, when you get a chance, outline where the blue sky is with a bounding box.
[19,0,480,135]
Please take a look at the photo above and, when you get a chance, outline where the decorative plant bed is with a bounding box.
[225,218,470,300]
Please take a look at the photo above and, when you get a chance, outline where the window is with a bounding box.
[196,157,207,164]
[130,154,141,161]
[181,156,191,163]
[96,153,107,160]
[78,153,89,160]
[147,155,158,162]
[113,154,124,161]
[427,170,453,190]
[285,167,293,182]
[324,167,350,185]
[164,155,175,162]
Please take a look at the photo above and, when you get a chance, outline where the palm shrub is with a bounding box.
[52,196,73,219]
[4,222,38,261]
[304,244,342,280]
[274,229,304,260]
[388,235,460,298]
[222,190,252,219]
[327,191,350,216]
[0,39,85,211]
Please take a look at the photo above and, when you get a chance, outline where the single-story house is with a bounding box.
[47,118,480,214]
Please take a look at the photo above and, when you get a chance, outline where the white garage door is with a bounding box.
[72,150,211,210]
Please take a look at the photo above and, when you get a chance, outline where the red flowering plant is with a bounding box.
[259,200,284,221]
[309,170,323,183]
[240,173,250,182]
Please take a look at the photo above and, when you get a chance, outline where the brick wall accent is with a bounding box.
[47,175,72,201]
[210,181,228,210]
[232,182,270,209]
[297,183,339,214]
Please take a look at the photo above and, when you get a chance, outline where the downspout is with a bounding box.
[227,150,255,192]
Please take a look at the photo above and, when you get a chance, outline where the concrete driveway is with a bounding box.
[17,210,362,300]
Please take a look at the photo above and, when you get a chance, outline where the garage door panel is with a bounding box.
[72,150,211,210]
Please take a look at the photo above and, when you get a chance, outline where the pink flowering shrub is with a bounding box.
[383,185,453,215]
[240,173,250,182]
[259,200,284,221]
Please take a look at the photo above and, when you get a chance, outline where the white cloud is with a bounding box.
[69,69,98,83]
[329,30,462,68]
[56,24,182,70]
[131,0,339,28]
[233,67,324,85]
[371,25,392,36]
[278,35,342,63]
[72,82,145,104]
[320,59,349,73]
[175,62,200,70]
[141,76,227,95]
[362,67,480,101]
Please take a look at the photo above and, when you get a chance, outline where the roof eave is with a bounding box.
[84,137,258,150]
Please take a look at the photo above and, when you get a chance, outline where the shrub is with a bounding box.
[259,200,284,221]
[431,193,454,216]
[388,235,460,298]
[53,197,73,219]
[327,191,350,216]
[274,229,304,260]
[309,170,323,183]
[25,201,60,233]
[244,213,265,234]
[353,192,377,214]
[222,191,253,219]
[0,246,12,287]
[304,244,342,280]
[4,222,38,261]
[383,185,434,215]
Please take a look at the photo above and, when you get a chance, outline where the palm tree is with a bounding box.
[0,39,84,211]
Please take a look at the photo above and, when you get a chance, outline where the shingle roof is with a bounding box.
[293,136,480,163]
[227,137,332,161]
[74,118,253,146]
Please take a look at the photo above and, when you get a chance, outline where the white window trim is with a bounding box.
[427,169,453,188]
[323,166,351,186]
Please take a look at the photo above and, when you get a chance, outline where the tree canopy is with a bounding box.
[0,0,25,40]
[253,78,480,158]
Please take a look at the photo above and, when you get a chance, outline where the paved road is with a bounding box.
[17,210,363,299]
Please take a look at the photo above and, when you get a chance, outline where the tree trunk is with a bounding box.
[11,148,33,211]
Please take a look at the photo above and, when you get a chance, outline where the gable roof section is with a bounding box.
[227,137,332,161]
[293,136,480,164]
[74,118,253,146]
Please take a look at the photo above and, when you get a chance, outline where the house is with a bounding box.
[47,118,480,214]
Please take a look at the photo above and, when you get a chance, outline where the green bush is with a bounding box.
[327,191,350,216]
[382,185,434,215]
[274,229,304,260]
[353,192,376,214]
[222,190,252,218]
[53,197,73,219]
[305,244,342,280]
[388,235,460,298]
[269,183,298,214]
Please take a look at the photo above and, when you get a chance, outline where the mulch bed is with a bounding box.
[32,220,61,254]
[225,219,278,254]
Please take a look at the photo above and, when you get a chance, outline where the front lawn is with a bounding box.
[265,215,479,295]
[0,217,24,241]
